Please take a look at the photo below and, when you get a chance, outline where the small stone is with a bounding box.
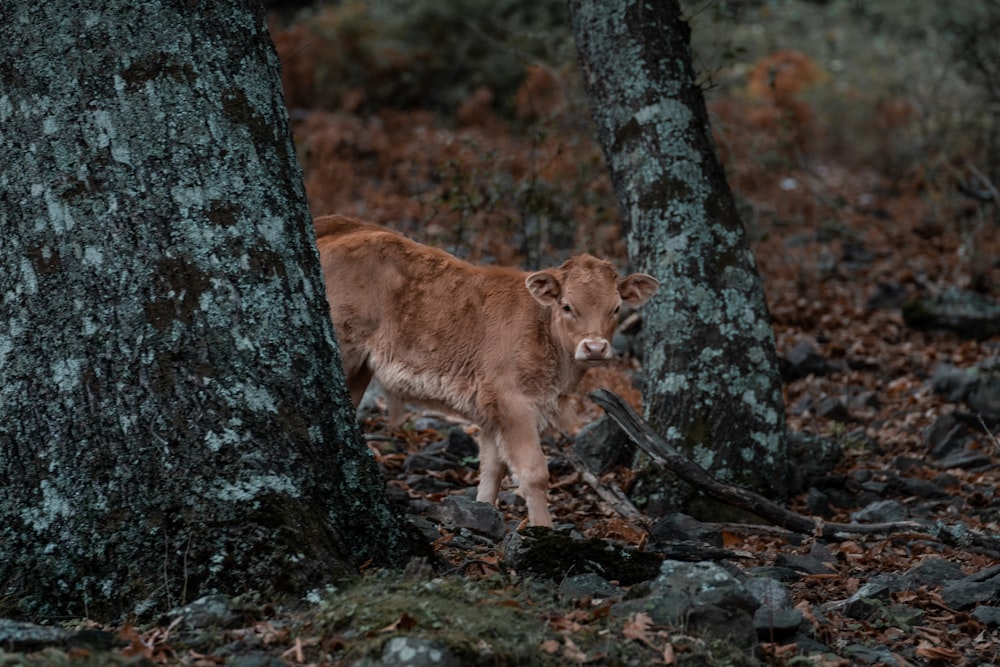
[404,452,462,472]
[931,363,976,402]
[901,558,964,590]
[806,487,834,517]
[941,568,1000,610]
[850,499,908,523]
[371,636,462,667]
[572,415,632,474]
[649,513,722,546]
[169,594,240,629]
[774,553,835,576]
[972,606,1000,626]
[744,566,804,583]
[558,573,622,602]
[924,413,973,459]
[745,577,793,613]
[0,620,71,651]
[837,575,900,620]
[753,608,803,639]
[436,495,505,540]
[781,340,832,380]
[815,396,850,421]
[933,448,992,470]
[443,428,479,461]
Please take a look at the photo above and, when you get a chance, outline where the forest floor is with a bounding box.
[9,42,1000,667]
[272,82,1000,665]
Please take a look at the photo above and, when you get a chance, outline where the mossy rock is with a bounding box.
[503,529,662,585]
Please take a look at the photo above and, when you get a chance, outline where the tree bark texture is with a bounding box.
[0,0,421,621]
[567,0,788,511]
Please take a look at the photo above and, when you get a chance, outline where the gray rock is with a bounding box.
[407,514,442,542]
[832,575,901,620]
[403,474,458,493]
[781,340,832,380]
[404,452,462,472]
[941,566,1000,610]
[931,363,978,402]
[889,475,950,499]
[933,448,992,470]
[967,366,1000,420]
[774,553,835,576]
[847,389,880,411]
[754,609,803,639]
[850,499,908,523]
[361,636,462,667]
[806,487,834,517]
[843,642,899,665]
[169,593,240,629]
[443,428,479,461]
[572,415,632,475]
[558,573,622,602]
[745,577,802,639]
[785,432,843,495]
[612,560,759,648]
[649,513,722,547]
[902,288,1000,338]
[815,396,850,420]
[408,416,452,432]
[867,282,909,311]
[0,619,72,651]
[972,606,1000,626]
[228,655,288,667]
[795,633,833,657]
[436,495,505,540]
[744,565,804,583]
[901,557,964,590]
[745,576,793,613]
[924,413,974,458]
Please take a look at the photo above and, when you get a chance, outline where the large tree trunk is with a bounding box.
[0,0,423,622]
[567,0,788,513]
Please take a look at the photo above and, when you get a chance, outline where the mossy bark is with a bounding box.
[0,0,424,622]
[567,0,788,511]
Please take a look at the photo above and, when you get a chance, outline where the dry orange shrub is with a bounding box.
[515,64,567,121]
[712,51,824,160]
[292,86,616,267]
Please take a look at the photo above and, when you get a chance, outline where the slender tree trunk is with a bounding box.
[567,0,788,513]
[0,0,423,622]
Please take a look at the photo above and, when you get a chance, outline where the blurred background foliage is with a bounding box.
[267,0,999,288]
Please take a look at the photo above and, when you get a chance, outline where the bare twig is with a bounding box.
[978,413,1000,455]
[589,389,1000,556]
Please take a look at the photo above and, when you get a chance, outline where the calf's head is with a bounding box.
[526,255,659,364]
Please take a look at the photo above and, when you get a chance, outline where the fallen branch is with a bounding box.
[589,389,1000,554]
[562,447,647,523]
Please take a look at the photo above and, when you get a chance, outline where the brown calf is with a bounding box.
[315,215,659,527]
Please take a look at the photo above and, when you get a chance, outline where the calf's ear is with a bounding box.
[526,271,562,306]
[619,273,659,306]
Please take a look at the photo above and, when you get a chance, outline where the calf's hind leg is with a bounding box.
[343,357,374,409]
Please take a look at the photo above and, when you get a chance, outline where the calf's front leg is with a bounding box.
[497,417,553,528]
[475,429,507,507]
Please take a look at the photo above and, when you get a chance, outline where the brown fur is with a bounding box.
[315,214,659,527]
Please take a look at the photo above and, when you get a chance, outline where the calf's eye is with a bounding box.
[561,304,572,313]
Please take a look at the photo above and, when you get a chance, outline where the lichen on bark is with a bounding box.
[0,0,424,622]
[568,0,787,511]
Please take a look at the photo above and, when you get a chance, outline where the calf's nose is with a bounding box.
[576,337,611,361]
